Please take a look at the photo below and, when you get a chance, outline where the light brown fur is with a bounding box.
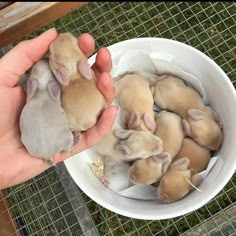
[128,153,172,185]
[114,73,156,133]
[157,138,211,203]
[49,32,106,132]
[183,109,223,150]
[150,75,213,118]
[154,111,184,158]
[94,122,163,184]
[128,111,185,185]
[95,123,163,165]
[150,75,223,150]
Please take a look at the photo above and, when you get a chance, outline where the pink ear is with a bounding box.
[116,144,130,155]
[78,59,93,80]
[26,79,38,101]
[47,80,61,101]
[172,157,190,170]
[53,66,69,86]
[144,113,156,132]
[128,112,141,129]
[188,109,205,120]
[114,129,132,139]
[153,152,172,174]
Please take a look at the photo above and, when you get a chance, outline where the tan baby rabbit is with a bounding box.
[114,73,156,133]
[183,109,223,150]
[128,152,172,185]
[49,32,106,136]
[157,138,211,203]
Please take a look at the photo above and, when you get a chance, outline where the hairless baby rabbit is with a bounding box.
[19,59,74,166]
[114,73,156,133]
[157,138,211,203]
[48,32,106,140]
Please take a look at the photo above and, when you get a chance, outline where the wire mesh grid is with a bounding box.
[0,2,236,236]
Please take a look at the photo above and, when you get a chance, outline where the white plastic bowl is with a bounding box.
[64,38,236,220]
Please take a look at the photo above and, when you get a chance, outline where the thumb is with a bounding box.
[0,28,58,87]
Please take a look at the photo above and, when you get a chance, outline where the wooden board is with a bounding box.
[0,2,88,48]
[0,192,21,236]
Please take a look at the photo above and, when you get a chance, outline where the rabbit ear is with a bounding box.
[172,157,190,170]
[49,55,70,86]
[114,129,132,139]
[144,113,156,132]
[47,80,61,101]
[116,144,130,155]
[77,58,93,80]
[153,152,172,174]
[53,66,69,86]
[26,79,38,101]
[128,111,141,129]
[188,109,205,120]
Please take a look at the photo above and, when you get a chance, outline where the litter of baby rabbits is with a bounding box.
[91,50,223,203]
[18,32,223,203]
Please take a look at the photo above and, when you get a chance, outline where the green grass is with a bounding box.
[2,2,236,236]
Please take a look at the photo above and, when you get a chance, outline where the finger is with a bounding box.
[0,28,58,87]
[78,105,119,149]
[97,72,115,105]
[92,48,112,77]
[77,33,95,58]
[55,105,119,163]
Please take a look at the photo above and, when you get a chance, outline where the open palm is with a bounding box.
[0,29,117,190]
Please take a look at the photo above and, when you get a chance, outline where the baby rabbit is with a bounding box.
[128,152,172,185]
[94,122,163,184]
[128,111,184,185]
[48,32,106,135]
[19,59,74,165]
[154,110,184,158]
[182,109,223,150]
[114,73,156,133]
[157,138,211,203]
[95,123,163,165]
[150,75,222,123]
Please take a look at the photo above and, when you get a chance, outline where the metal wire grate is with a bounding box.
[0,2,236,236]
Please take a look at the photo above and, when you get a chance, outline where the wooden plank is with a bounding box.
[0,2,14,10]
[0,192,21,236]
[0,2,88,48]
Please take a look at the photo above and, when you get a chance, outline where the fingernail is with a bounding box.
[45,28,57,34]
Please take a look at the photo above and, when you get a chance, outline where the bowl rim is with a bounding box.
[64,37,236,220]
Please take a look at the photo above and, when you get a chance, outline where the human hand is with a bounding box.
[0,28,118,190]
